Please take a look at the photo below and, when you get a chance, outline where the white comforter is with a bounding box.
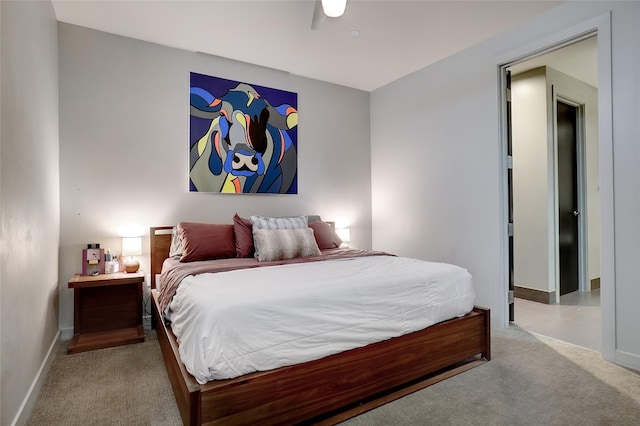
[168,255,474,384]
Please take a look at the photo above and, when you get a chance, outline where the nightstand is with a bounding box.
[67,272,145,354]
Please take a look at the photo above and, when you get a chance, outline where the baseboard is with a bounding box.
[514,285,555,304]
[615,349,640,373]
[590,277,600,290]
[11,330,60,426]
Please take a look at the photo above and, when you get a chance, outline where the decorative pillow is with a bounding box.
[233,213,254,258]
[308,221,343,249]
[178,222,236,262]
[169,226,183,258]
[307,215,322,223]
[252,228,322,262]
[250,215,308,230]
[250,215,308,259]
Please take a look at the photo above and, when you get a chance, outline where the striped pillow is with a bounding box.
[169,227,183,258]
[250,215,308,230]
[250,215,308,259]
[252,228,321,262]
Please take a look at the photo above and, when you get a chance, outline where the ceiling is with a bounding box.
[51,0,564,92]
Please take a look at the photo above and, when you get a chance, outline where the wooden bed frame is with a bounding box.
[150,226,491,425]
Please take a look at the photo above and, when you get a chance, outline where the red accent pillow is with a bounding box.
[308,221,343,250]
[233,214,254,258]
[178,222,236,262]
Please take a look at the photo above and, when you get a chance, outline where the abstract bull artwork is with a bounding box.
[189,72,298,194]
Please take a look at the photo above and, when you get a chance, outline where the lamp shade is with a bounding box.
[336,227,351,243]
[122,237,142,256]
[322,0,347,17]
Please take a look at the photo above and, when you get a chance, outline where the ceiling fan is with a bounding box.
[311,0,347,30]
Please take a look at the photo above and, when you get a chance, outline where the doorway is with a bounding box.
[502,35,602,350]
[556,100,580,296]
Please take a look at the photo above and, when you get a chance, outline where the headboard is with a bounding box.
[149,218,333,290]
[150,226,173,290]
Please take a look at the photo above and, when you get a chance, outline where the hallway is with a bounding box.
[514,290,601,351]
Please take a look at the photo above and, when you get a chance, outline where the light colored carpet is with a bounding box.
[27,326,640,425]
[343,326,640,425]
[27,331,181,426]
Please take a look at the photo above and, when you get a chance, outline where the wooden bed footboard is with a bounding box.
[152,291,490,425]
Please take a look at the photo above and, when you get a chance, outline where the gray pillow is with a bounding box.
[252,228,321,262]
[250,215,308,230]
[250,215,309,258]
[169,227,183,258]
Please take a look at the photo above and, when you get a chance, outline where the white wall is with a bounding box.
[371,40,504,320]
[608,2,640,368]
[0,1,60,424]
[512,66,599,294]
[58,24,372,334]
[371,1,640,370]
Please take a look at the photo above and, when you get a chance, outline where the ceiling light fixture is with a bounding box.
[321,0,347,18]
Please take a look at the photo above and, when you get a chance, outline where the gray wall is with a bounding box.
[58,23,372,334]
[0,1,60,424]
[370,1,640,370]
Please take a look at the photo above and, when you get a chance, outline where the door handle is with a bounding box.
[572,210,580,216]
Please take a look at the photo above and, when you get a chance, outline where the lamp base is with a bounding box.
[123,256,140,273]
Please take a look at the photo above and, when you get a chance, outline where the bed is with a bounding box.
[150,220,490,425]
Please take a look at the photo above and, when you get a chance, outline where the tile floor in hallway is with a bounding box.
[513,289,601,351]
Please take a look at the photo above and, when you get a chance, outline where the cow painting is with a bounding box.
[189,72,298,194]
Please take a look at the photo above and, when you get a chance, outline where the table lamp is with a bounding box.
[336,227,351,247]
[122,237,142,273]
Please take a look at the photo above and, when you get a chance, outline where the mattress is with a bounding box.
[167,255,474,384]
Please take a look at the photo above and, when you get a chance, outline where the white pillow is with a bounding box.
[250,215,308,258]
[169,227,183,258]
[252,228,321,262]
[250,215,308,230]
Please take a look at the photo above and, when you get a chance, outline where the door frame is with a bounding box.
[496,12,615,361]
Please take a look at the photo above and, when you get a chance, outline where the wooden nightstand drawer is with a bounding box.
[68,272,145,354]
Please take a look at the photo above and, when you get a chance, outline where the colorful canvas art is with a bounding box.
[189,72,298,194]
